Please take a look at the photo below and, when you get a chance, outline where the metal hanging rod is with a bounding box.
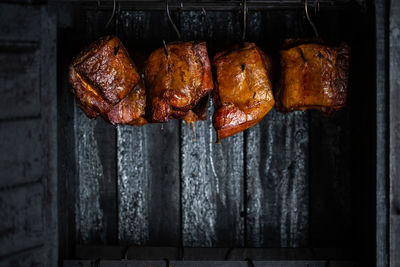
[52,0,355,11]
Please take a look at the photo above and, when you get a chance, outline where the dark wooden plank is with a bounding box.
[309,5,375,260]
[117,125,148,244]
[180,11,245,248]
[0,4,41,42]
[75,107,111,244]
[117,123,180,246]
[181,115,244,247]
[57,21,82,262]
[0,48,41,120]
[246,110,309,247]
[0,119,42,188]
[309,111,352,247]
[116,11,181,246]
[73,245,354,261]
[72,9,118,245]
[390,0,400,266]
[40,6,58,267]
[244,9,310,248]
[64,260,92,267]
[64,260,356,267]
[0,183,43,257]
[0,247,45,267]
[98,261,326,267]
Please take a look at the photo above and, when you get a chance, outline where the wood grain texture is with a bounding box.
[117,123,180,246]
[0,119,42,188]
[245,109,309,247]
[116,11,181,246]
[390,0,400,266]
[0,183,43,257]
[181,114,244,247]
[0,5,57,266]
[75,107,114,244]
[0,247,45,267]
[40,6,58,266]
[117,125,148,244]
[0,48,41,120]
[71,10,118,246]
[180,11,245,248]
[0,4,41,41]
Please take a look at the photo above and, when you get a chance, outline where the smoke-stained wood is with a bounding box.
[179,11,245,247]
[0,120,43,188]
[71,10,118,246]
[55,3,377,263]
[245,110,309,247]
[0,183,44,256]
[0,5,57,266]
[390,0,400,265]
[0,47,41,120]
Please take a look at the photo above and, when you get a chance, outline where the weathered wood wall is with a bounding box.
[389,0,400,266]
[57,2,375,262]
[0,3,58,266]
[0,0,391,265]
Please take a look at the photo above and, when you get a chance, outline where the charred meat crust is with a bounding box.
[144,41,213,123]
[212,42,275,140]
[69,35,141,118]
[277,39,350,114]
[107,80,147,126]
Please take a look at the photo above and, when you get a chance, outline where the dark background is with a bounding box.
[0,0,398,266]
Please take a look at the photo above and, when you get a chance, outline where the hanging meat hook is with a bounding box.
[242,0,247,40]
[105,0,116,29]
[305,0,319,38]
[166,0,182,40]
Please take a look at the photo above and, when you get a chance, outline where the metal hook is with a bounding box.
[166,0,182,40]
[201,8,208,37]
[105,0,116,29]
[305,0,319,38]
[162,39,169,58]
[315,0,320,16]
[242,0,247,40]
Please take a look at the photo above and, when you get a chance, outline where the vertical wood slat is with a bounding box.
[246,110,309,247]
[74,10,117,245]
[58,26,78,261]
[117,125,148,244]
[0,4,57,266]
[375,0,389,265]
[0,182,44,257]
[117,123,180,246]
[40,6,58,266]
[245,10,310,248]
[117,11,181,246]
[309,112,352,247]
[75,108,106,243]
[180,11,244,247]
[0,46,41,120]
[389,0,400,266]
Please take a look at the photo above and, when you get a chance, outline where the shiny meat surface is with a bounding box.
[144,41,213,123]
[69,36,141,117]
[107,80,147,126]
[213,42,275,140]
[277,40,350,114]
